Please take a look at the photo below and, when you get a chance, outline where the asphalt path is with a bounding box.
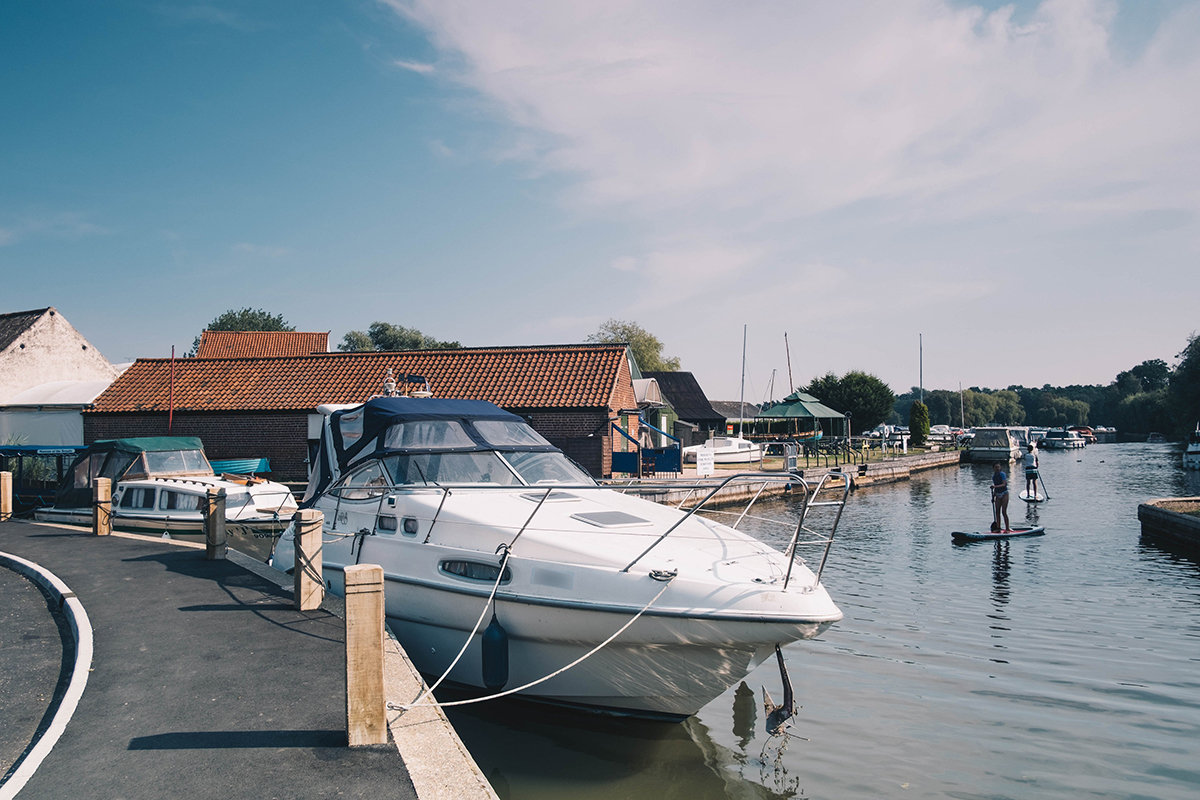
[0,521,417,800]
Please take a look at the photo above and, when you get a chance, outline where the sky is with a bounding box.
[2,0,1198,403]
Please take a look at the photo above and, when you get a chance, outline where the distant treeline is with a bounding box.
[890,333,1200,438]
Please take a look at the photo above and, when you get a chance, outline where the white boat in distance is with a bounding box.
[682,435,763,465]
[966,427,1020,462]
[1184,424,1200,470]
[35,437,297,533]
[1040,429,1086,450]
[273,397,845,720]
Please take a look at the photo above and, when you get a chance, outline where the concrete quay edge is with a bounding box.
[2,521,497,800]
[1138,497,1200,548]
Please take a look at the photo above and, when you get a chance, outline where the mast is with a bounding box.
[784,332,794,393]
[919,333,923,404]
[738,324,747,438]
[959,381,965,428]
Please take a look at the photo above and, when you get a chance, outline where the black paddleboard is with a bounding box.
[951,526,1045,541]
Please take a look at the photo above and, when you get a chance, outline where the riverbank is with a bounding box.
[1138,497,1200,549]
[0,520,495,800]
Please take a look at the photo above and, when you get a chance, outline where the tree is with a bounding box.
[1169,333,1200,437]
[909,400,930,447]
[337,322,461,352]
[585,319,680,372]
[189,308,294,355]
[1033,394,1089,427]
[805,371,895,433]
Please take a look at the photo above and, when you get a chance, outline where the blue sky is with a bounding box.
[2,1,1198,403]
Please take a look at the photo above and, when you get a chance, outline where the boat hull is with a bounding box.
[34,507,290,535]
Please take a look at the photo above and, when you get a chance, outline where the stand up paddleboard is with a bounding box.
[952,526,1045,541]
[1018,490,1046,503]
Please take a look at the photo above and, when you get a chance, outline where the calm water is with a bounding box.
[444,443,1200,799]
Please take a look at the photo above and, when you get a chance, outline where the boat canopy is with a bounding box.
[54,437,212,509]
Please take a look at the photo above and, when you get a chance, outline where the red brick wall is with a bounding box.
[84,412,310,482]
[521,409,611,477]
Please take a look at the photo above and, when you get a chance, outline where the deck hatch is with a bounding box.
[570,510,653,528]
[520,491,580,503]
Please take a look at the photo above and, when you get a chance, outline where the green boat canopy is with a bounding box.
[756,391,845,419]
[54,437,210,509]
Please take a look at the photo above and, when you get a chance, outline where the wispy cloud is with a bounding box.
[0,212,110,246]
[233,242,291,258]
[155,4,262,32]
[393,59,436,74]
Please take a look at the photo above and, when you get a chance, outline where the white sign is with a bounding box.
[696,447,715,477]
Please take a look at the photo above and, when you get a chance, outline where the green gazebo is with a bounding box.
[754,391,848,439]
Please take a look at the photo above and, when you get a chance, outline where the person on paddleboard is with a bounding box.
[991,462,1010,531]
[1022,443,1040,498]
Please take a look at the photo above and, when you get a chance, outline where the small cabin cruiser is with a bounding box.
[273,397,845,719]
[965,427,1020,462]
[1040,429,1086,449]
[36,437,296,533]
[1184,424,1200,470]
[682,435,763,465]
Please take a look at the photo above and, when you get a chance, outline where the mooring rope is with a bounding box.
[389,572,674,712]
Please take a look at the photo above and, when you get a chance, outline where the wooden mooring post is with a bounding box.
[93,477,112,536]
[292,509,324,611]
[204,487,227,560]
[344,563,387,746]
[0,471,12,522]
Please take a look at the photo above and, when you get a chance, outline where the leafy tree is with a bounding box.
[1033,394,1089,427]
[909,400,930,447]
[585,319,680,372]
[1113,389,1171,435]
[805,371,895,433]
[189,307,294,355]
[1168,333,1200,437]
[992,390,1026,425]
[338,322,461,352]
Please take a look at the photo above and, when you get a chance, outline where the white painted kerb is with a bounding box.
[0,551,94,800]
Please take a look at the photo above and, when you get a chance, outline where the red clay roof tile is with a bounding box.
[89,344,629,413]
[195,331,329,358]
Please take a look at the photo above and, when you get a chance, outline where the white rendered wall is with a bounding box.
[0,310,120,404]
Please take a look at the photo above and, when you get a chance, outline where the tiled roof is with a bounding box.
[195,330,330,358]
[89,344,630,413]
[0,308,50,353]
[642,371,725,424]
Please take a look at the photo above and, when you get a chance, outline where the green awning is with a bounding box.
[756,391,845,420]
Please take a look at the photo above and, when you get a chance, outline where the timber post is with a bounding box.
[93,477,112,536]
[204,487,227,560]
[0,471,11,522]
[293,509,324,611]
[344,563,387,746]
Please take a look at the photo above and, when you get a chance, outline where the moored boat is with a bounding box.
[1184,424,1200,470]
[35,437,297,533]
[273,396,846,720]
[1040,428,1086,449]
[682,435,763,465]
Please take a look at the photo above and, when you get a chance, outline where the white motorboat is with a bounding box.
[682,435,763,465]
[273,397,845,720]
[965,427,1020,462]
[1040,429,1086,450]
[35,437,296,533]
[1184,424,1200,470]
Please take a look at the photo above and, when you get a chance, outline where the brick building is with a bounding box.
[84,344,640,481]
[194,330,330,358]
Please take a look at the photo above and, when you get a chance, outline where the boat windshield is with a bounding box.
[382,452,521,486]
[382,420,475,450]
[472,420,552,448]
[502,451,594,485]
[127,450,213,478]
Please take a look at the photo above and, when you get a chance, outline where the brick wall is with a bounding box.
[84,412,310,482]
[522,409,611,477]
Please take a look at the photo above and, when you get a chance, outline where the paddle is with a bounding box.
[1038,474,1050,501]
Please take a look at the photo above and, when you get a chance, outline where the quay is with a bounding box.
[635,449,964,507]
[0,520,496,800]
[1138,497,1200,549]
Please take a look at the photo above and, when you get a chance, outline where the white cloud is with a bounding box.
[393,59,436,74]
[0,213,110,245]
[232,242,291,258]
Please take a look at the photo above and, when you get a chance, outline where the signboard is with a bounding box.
[695,447,715,478]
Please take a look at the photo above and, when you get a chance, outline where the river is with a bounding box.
[443,442,1200,799]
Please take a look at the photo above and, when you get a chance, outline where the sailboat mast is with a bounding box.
[784,332,794,393]
[738,324,747,438]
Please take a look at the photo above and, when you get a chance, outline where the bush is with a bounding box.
[909,401,930,447]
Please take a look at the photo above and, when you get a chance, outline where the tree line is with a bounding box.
[890,333,1200,437]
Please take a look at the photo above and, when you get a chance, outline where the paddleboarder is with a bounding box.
[1022,443,1040,498]
[991,462,1010,532]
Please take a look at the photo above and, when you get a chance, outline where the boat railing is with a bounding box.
[321,470,849,592]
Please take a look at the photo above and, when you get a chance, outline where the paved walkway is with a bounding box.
[0,520,417,800]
